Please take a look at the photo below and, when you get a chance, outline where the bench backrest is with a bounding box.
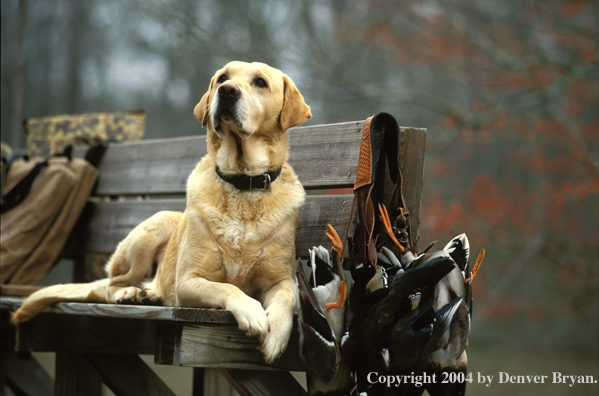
[74,120,426,266]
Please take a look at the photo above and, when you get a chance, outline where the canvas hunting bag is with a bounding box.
[1,145,103,285]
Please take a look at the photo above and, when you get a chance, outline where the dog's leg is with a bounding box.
[259,279,298,364]
[176,277,270,339]
[106,211,181,305]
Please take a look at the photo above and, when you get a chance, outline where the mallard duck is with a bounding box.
[308,244,346,341]
[345,241,403,323]
[297,259,340,384]
[342,253,458,392]
[379,204,485,395]
[377,246,405,276]
[388,297,463,372]
[297,231,355,395]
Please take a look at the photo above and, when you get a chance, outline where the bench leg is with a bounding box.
[192,367,205,396]
[55,353,102,396]
[2,310,53,396]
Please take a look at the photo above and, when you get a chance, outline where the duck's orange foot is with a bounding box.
[326,224,344,257]
[466,249,485,284]
[325,281,347,311]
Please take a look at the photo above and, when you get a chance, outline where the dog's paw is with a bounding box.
[227,297,269,339]
[259,306,293,364]
[259,331,289,364]
[114,286,162,305]
[138,288,162,306]
[114,286,143,304]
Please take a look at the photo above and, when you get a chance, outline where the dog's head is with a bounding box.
[194,61,312,138]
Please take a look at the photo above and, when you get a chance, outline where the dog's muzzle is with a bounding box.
[214,83,241,121]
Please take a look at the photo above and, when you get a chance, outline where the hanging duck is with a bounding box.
[341,250,460,394]
[296,227,355,395]
[379,204,485,395]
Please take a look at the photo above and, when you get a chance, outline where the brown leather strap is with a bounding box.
[349,113,417,267]
[353,116,375,264]
[354,117,374,190]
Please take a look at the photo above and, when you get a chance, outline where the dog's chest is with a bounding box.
[216,211,264,284]
[220,217,249,249]
[212,198,266,250]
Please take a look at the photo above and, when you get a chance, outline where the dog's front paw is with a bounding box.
[227,297,269,339]
[259,331,289,364]
[114,286,162,305]
[114,286,143,304]
[138,288,162,306]
[259,306,293,364]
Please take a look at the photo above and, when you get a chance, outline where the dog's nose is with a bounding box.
[218,83,241,100]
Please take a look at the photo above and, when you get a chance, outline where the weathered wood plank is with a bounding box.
[155,323,181,367]
[287,121,362,190]
[83,199,186,253]
[76,136,203,197]
[296,194,356,258]
[193,367,206,396]
[86,354,177,396]
[48,302,237,324]
[76,122,423,198]
[220,369,307,396]
[75,121,364,196]
[83,194,356,256]
[3,296,237,324]
[16,313,157,354]
[173,306,236,324]
[45,302,180,322]
[400,127,427,243]
[164,322,304,371]
[55,353,102,396]
[1,296,26,311]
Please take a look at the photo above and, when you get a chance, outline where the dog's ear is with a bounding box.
[194,77,215,127]
[280,75,312,131]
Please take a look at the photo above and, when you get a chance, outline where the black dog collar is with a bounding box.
[215,166,282,191]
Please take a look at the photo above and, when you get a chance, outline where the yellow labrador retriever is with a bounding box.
[13,61,312,363]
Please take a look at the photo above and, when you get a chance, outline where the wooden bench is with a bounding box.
[1,119,426,396]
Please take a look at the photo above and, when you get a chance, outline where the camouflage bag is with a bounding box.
[24,110,145,157]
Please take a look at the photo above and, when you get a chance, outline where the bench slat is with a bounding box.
[167,323,304,371]
[81,121,364,196]
[287,121,362,190]
[400,127,427,242]
[2,296,236,324]
[84,195,355,257]
[89,136,202,197]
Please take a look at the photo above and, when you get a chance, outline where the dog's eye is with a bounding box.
[255,77,268,88]
[217,74,227,83]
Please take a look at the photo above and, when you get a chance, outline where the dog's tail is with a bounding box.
[11,278,110,324]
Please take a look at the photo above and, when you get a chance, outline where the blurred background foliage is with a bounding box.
[1,0,598,394]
